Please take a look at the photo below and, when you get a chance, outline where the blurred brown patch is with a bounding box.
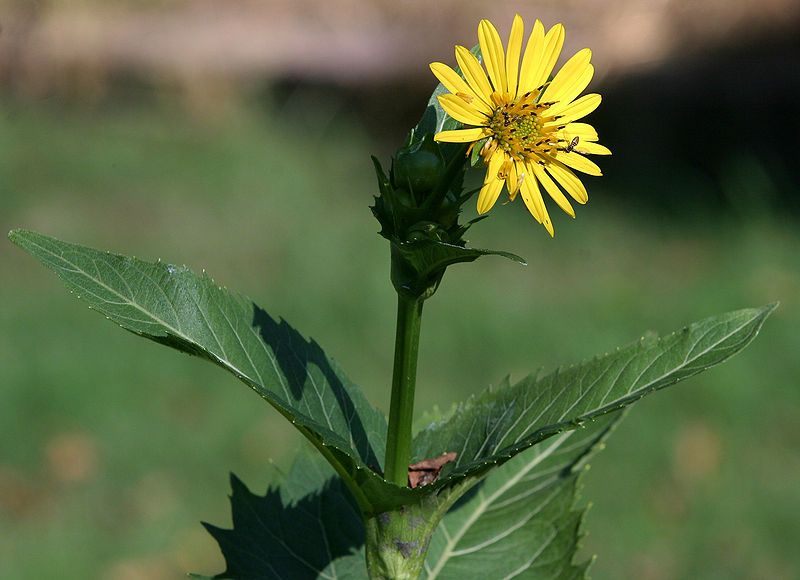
[672,421,722,485]
[648,478,688,523]
[44,431,99,484]
[0,466,44,518]
[629,544,677,580]
[126,471,178,523]
[101,556,175,580]
[3,0,799,101]
[172,526,225,574]
[163,385,209,425]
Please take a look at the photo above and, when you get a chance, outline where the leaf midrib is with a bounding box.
[425,431,572,579]
[24,236,343,437]
[27,237,197,347]
[437,309,763,486]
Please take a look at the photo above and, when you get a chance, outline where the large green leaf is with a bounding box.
[414,305,775,490]
[9,229,416,514]
[423,412,622,580]
[202,449,368,580]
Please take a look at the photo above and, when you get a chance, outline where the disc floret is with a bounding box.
[483,88,564,165]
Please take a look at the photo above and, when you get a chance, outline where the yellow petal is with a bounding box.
[505,15,524,99]
[554,150,603,176]
[552,64,593,110]
[518,172,542,223]
[429,62,493,114]
[484,149,506,182]
[506,157,521,198]
[455,46,494,104]
[517,19,545,96]
[545,161,589,204]
[530,23,566,93]
[541,48,592,105]
[559,122,599,142]
[434,127,488,143]
[437,94,490,126]
[478,19,507,93]
[576,141,612,155]
[477,152,505,213]
[545,93,602,125]
[520,170,554,235]
[532,162,576,216]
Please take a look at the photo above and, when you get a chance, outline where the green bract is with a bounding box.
[394,148,444,195]
[371,147,523,301]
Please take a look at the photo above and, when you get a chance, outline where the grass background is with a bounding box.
[1,96,798,580]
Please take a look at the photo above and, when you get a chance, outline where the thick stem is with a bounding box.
[384,294,424,486]
[364,478,478,579]
[364,503,437,580]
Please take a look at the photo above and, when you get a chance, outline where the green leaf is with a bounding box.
[423,412,623,579]
[203,448,368,579]
[414,305,775,490]
[469,137,489,168]
[9,229,415,514]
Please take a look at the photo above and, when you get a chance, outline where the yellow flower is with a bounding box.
[431,15,610,236]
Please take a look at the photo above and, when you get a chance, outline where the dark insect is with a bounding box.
[564,136,580,153]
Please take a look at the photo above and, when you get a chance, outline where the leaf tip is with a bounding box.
[747,302,778,329]
[228,472,245,490]
[7,228,31,246]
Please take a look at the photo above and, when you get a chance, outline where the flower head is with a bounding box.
[431,15,610,236]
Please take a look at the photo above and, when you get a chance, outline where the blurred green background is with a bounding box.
[1,1,799,579]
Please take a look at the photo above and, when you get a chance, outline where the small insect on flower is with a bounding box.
[430,15,611,236]
[564,136,580,153]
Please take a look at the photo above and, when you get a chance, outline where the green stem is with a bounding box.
[384,293,424,486]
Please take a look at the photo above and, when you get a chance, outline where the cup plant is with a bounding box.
[9,15,774,580]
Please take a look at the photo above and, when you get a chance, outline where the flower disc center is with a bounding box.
[486,93,557,162]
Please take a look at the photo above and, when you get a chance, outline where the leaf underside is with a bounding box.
[9,229,415,513]
[414,304,775,491]
[424,412,623,579]
[203,449,368,580]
